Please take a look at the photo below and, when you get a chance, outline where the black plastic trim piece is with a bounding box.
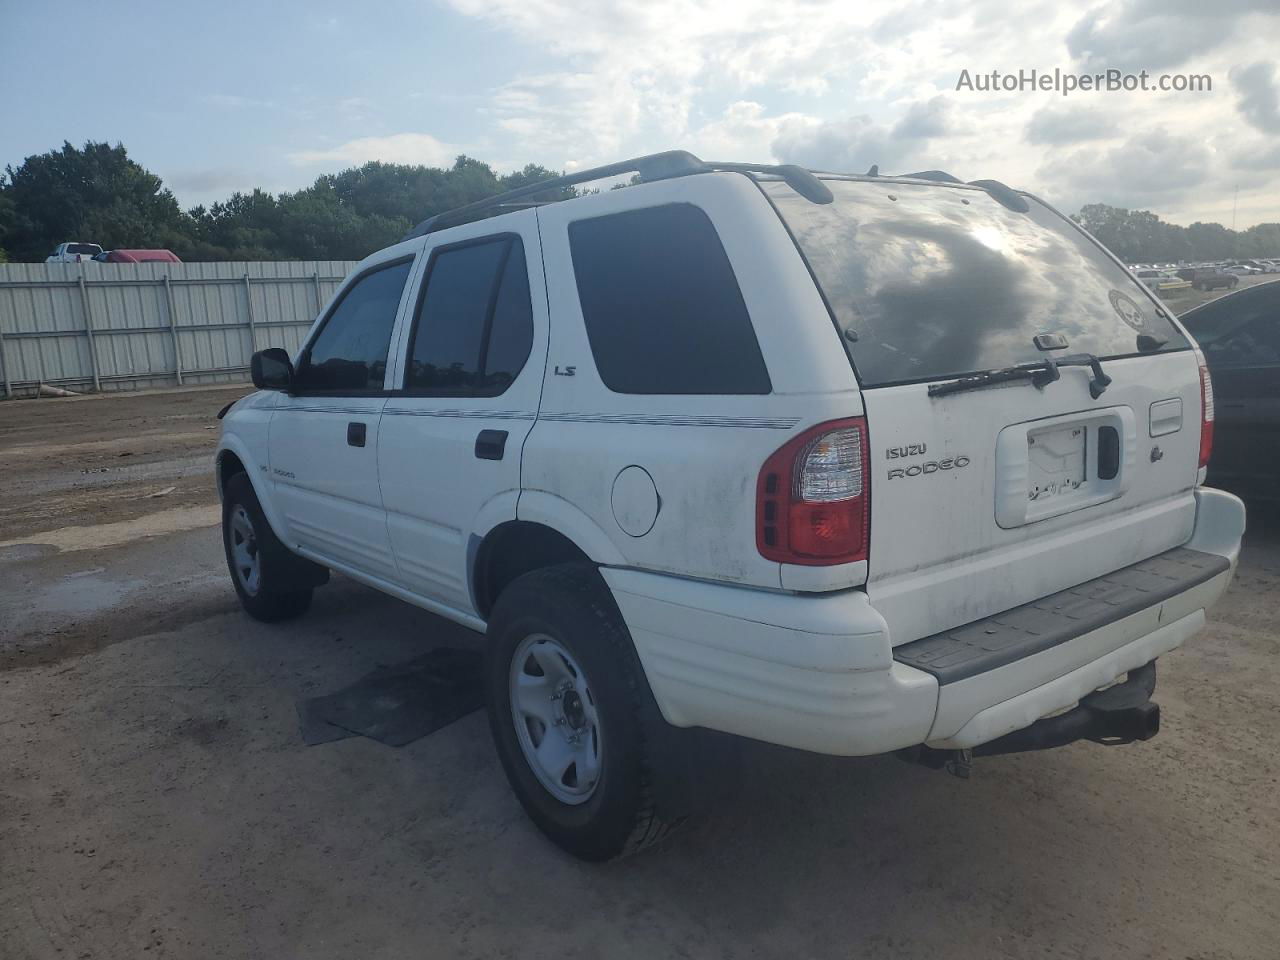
[893,547,1229,685]
[968,178,1031,212]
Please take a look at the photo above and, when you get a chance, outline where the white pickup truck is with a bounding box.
[44,242,103,263]
[216,152,1245,860]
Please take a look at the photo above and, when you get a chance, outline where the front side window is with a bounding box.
[568,203,771,395]
[405,235,534,395]
[294,259,412,393]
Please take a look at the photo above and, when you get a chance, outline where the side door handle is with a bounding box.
[347,421,367,448]
[475,429,508,461]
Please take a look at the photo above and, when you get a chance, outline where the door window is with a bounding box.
[404,235,534,395]
[294,259,413,393]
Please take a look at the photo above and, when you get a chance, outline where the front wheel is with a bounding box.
[221,473,313,622]
[485,564,679,860]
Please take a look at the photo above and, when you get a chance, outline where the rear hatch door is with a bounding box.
[763,179,1202,644]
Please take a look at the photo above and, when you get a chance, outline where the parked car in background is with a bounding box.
[91,249,182,263]
[1135,269,1191,294]
[1224,264,1260,277]
[1177,266,1239,291]
[1181,280,1280,498]
[1134,269,1163,292]
[45,242,103,263]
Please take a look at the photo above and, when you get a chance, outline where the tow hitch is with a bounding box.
[900,661,1161,778]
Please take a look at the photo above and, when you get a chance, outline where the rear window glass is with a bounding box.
[67,243,101,255]
[568,203,771,395]
[763,180,1190,387]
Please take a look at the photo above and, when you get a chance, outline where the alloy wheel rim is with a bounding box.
[229,505,261,596]
[509,633,602,804]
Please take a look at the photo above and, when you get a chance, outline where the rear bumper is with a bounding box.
[603,487,1245,757]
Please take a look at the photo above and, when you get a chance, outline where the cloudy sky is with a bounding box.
[3,0,1278,227]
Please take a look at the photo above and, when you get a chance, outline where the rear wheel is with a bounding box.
[485,564,678,860]
[221,473,313,622]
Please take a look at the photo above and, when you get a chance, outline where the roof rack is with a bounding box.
[401,150,833,240]
[897,169,1029,211]
[900,169,962,183]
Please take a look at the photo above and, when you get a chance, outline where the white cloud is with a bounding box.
[1025,106,1118,145]
[1037,129,1213,212]
[1066,0,1276,71]
[687,101,814,161]
[420,0,1280,223]
[287,133,460,170]
[1230,62,1280,134]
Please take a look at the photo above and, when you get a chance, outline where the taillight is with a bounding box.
[1198,359,1214,470]
[757,417,870,565]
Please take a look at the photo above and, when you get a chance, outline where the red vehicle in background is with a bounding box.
[91,249,182,263]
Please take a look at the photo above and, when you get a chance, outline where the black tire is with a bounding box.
[485,564,678,861]
[221,472,314,622]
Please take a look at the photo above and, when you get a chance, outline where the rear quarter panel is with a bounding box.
[525,173,860,588]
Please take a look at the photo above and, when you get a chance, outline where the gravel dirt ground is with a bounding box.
[1,386,1277,960]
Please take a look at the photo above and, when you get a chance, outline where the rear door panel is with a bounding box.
[379,212,549,615]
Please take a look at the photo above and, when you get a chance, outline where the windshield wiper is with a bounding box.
[928,353,1112,399]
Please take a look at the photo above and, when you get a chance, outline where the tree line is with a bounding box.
[1071,203,1280,265]
[1,140,1277,265]
[0,141,572,263]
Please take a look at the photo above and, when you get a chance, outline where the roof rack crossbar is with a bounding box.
[400,150,838,240]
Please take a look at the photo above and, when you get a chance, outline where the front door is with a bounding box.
[270,253,418,580]
[379,213,548,614]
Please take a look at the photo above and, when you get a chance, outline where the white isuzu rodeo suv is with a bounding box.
[216,151,1246,860]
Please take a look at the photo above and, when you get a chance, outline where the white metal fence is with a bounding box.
[0,260,358,398]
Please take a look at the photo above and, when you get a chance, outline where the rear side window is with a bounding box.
[405,235,534,395]
[764,180,1192,387]
[568,203,771,395]
[296,258,412,393]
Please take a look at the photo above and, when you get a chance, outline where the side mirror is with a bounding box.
[251,348,294,391]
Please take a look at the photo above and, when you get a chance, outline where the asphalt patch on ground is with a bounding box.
[297,647,484,747]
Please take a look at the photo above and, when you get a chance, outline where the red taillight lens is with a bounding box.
[1198,360,1214,470]
[757,417,870,565]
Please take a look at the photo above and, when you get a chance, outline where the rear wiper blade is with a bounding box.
[928,353,1112,399]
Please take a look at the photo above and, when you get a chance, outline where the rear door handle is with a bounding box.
[475,429,508,461]
[347,421,367,447]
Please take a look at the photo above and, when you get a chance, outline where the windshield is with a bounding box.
[67,243,102,255]
[763,179,1190,387]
